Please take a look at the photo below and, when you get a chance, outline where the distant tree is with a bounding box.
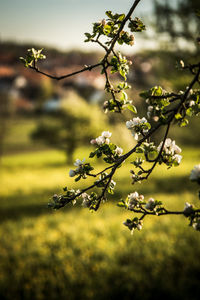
[153,0,200,50]
[32,92,107,164]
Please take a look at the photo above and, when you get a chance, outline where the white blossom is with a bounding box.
[132,132,139,140]
[189,100,195,107]
[102,131,112,138]
[126,120,135,129]
[110,180,116,187]
[148,106,153,112]
[137,223,143,230]
[153,116,159,122]
[128,191,139,200]
[126,117,148,140]
[193,219,200,231]
[145,99,150,104]
[158,138,182,156]
[127,192,144,209]
[140,117,148,123]
[104,138,110,144]
[115,146,123,156]
[145,198,155,210]
[96,135,105,145]
[69,169,76,177]
[189,164,200,181]
[74,158,85,167]
[81,193,91,208]
[147,112,151,119]
[184,202,192,211]
[90,139,97,145]
[173,154,182,164]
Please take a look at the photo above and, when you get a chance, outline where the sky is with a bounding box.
[0,0,153,53]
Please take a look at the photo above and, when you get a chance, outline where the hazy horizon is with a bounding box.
[0,0,153,53]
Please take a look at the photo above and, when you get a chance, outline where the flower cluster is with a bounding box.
[69,159,85,177]
[84,11,143,48]
[20,48,46,68]
[126,117,151,140]
[69,158,94,181]
[189,164,200,184]
[126,192,145,209]
[90,131,112,146]
[157,138,182,166]
[81,192,92,208]
[118,192,164,216]
[193,218,200,231]
[140,86,171,121]
[183,202,200,231]
[90,131,123,163]
[123,217,143,234]
[81,192,99,210]
[49,188,81,209]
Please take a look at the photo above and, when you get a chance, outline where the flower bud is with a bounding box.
[102,131,112,138]
[90,139,97,145]
[115,146,123,156]
[153,116,159,122]
[69,169,76,177]
[183,202,194,217]
[101,19,106,26]
[105,138,110,144]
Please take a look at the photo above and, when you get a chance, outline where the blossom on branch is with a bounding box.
[126,117,150,140]
[157,138,182,166]
[145,198,155,210]
[90,131,112,146]
[189,164,200,183]
[127,191,144,209]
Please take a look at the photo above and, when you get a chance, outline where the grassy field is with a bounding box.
[0,145,200,300]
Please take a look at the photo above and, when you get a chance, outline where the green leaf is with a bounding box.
[106,11,113,19]
[128,17,146,32]
[186,108,193,117]
[108,187,114,194]
[117,201,126,208]
[126,104,137,113]
[118,14,125,21]
[121,91,128,101]
[180,118,189,127]
[89,152,95,158]
[75,175,81,182]
[119,69,127,80]
[175,113,182,120]
[152,86,163,96]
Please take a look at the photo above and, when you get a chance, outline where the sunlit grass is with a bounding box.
[0,146,200,299]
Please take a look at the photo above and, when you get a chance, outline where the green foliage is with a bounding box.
[20,48,46,67]
[128,17,146,32]
[84,10,140,47]
[110,53,130,80]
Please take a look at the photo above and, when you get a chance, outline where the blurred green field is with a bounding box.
[1,145,200,300]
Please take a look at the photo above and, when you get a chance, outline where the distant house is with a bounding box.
[0,66,16,91]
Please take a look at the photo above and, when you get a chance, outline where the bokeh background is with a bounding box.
[0,0,200,299]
